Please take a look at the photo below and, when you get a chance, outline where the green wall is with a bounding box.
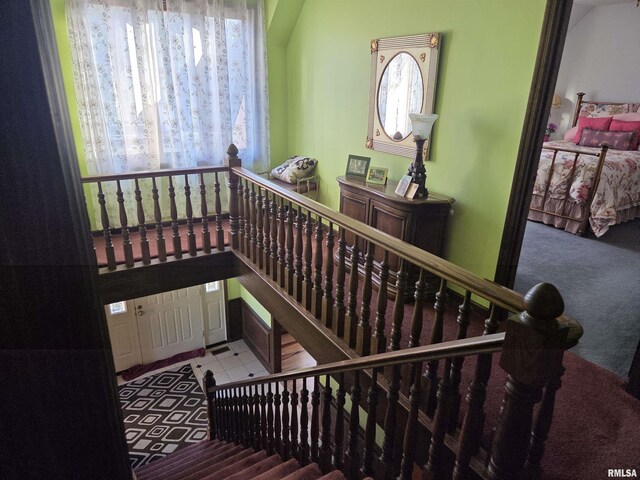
[275,0,546,281]
[227,279,272,327]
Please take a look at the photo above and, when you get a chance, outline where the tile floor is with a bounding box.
[116,339,269,388]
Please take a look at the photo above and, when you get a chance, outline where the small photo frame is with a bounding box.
[405,183,419,199]
[366,166,388,185]
[345,154,371,178]
[395,175,412,196]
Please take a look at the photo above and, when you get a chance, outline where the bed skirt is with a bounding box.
[528,194,640,236]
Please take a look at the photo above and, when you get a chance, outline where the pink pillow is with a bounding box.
[613,112,640,122]
[578,128,637,151]
[564,126,578,142]
[573,116,613,144]
[610,119,640,150]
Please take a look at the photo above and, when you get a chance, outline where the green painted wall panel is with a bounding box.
[279,0,545,281]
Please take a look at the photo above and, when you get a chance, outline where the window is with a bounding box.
[108,301,128,315]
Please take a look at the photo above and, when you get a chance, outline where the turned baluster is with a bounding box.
[278,198,287,287]
[184,175,197,256]
[247,386,255,449]
[116,180,134,267]
[425,278,449,416]
[399,363,423,480]
[260,384,268,451]
[199,173,211,254]
[244,180,251,256]
[453,306,500,480]
[345,370,361,479]
[344,237,360,348]
[311,218,324,318]
[168,176,182,259]
[263,191,271,275]
[234,388,242,444]
[333,373,346,470]
[243,387,251,448]
[357,243,375,356]
[321,222,335,328]
[250,184,257,262]
[256,187,264,269]
[389,260,408,351]
[299,378,310,465]
[333,228,347,338]
[213,390,222,441]
[237,179,247,255]
[254,386,262,450]
[225,143,241,249]
[204,371,215,440]
[290,380,299,460]
[150,177,167,263]
[96,182,116,269]
[408,270,428,349]
[310,376,320,463]
[270,193,279,281]
[214,172,224,252]
[524,369,565,478]
[449,290,472,434]
[380,365,401,478]
[302,211,314,309]
[274,382,282,455]
[372,251,390,354]
[218,390,227,441]
[362,368,379,477]
[285,202,295,294]
[267,383,275,454]
[488,284,567,480]
[425,356,455,478]
[293,207,304,302]
[223,390,231,442]
[133,179,150,264]
[282,381,291,459]
[320,374,333,473]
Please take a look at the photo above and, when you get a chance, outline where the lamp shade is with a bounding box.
[409,113,438,140]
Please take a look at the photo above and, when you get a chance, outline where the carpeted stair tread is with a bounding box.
[199,450,269,480]
[280,463,324,480]
[135,440,222,477]
[224,454,283,480]
[175,447,255,480]
[141,444,244,480]
[251,458,302,480]
[317,470,349,479]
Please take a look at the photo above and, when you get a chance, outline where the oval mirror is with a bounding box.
[377,52,424,141]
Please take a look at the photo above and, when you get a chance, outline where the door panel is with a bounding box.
[202,281,227,346]
[104,301,142,372]
[136,287,204,364]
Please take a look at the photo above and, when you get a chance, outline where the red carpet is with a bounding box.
[121,347,205,381]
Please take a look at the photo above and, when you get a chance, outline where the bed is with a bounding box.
[528,93,640,237]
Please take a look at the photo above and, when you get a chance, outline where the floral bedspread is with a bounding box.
[533,140,640,236]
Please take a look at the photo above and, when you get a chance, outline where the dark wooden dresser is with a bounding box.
[337,175,454,300]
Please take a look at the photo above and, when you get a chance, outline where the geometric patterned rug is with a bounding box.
[118,364,209,469]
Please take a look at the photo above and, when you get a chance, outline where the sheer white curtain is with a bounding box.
[66,0,269,225]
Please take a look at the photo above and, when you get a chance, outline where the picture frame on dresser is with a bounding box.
[345,154,371,178]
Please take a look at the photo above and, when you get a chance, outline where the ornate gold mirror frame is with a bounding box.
[366,33,440,159]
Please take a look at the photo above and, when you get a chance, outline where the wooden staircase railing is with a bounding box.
[204,280,574,480]
[82,165,228,270]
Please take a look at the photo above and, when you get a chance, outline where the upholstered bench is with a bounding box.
[260,156,319,200]
[264,174,319,200]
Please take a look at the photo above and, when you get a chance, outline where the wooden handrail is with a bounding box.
[208,333,504,393]
[231,166,582,343]
[81,165,229,183]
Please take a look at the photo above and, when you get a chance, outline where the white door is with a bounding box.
[202,281,227,346]
[104,301,142,372]
[135,287,205,364]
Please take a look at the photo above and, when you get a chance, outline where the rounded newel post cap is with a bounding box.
[522,283,564,328]
[227,143,239,156]
[204,369,216,386]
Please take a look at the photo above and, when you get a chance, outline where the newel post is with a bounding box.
[225,143,242,250]
[488,283,570,480]
[204,370,216,441]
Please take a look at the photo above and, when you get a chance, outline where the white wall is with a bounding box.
[551,3,640,138]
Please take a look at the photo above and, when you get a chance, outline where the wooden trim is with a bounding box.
[227,297,243,342]
[81,165,228,183]
[495,0,572,290]
[241,299,273,372]
[208,333,504,392]
[270,319,282,373]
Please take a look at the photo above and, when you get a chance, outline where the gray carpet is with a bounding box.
[514,220,640,378]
